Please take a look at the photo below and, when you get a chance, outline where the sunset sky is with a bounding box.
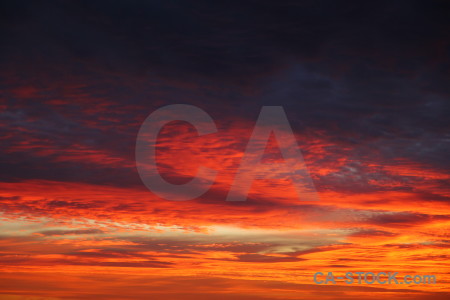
[0,1,449,299]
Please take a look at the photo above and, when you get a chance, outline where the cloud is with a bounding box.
[35,228,104,236]
[0,1,449,299]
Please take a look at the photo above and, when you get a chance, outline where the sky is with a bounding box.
[0,0,449,299]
